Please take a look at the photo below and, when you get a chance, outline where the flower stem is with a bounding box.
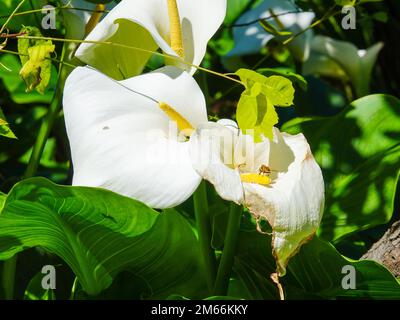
[24,44,71,179]
[1,255,17,299]
[213,203,242,296]
[1,43,73,300]
[193,181,217,293]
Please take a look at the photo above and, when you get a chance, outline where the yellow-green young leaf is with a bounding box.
[18,26,54,94]
[258,96,278,140]
[235,69,294,107]
[19,43,55,94]
[237,83,278,142]
[18,26,44,66]
[0,107,17,139]
[259,19,292,37]
[236,88,258,133]
[235,69,291,141]
[263,75,295,106]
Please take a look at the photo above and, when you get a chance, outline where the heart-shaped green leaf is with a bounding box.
[235,69,294,141]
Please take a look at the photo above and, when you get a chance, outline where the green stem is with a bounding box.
[28,0,41,27]
[24,44,71,179]
[1,255,17,299]
[193,182,217,292]
[1,44,73,300]
[282,6,338,46]
[213,203,242,296]
[23,89,63,178]
[69,277,78,300]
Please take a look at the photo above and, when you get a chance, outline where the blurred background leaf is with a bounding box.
[283,94,400,244]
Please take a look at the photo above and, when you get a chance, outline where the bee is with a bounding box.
[258,164,271,176]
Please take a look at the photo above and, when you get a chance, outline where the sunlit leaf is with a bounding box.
[236,82,279,142]
[236,69,294,106]
[257,68,308,91]
[235,68,293,141]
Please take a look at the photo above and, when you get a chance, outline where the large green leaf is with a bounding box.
[0,178,206,298]
[282,94,400,241]
[232,227,400,299]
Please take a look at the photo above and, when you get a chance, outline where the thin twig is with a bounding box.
[16,35,244,85]
[226,10,311,28]
[0,0,26,34]
[0,6,110,20]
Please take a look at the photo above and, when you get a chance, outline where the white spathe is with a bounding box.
[303,36,384,97]
[190,120,325,275]
[75,0,227,79]
[63,65,208,209]
[227,0,315,61]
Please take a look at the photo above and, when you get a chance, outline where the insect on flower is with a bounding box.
[258,164,272,176]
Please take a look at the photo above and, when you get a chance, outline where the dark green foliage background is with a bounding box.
[0,0,399,300]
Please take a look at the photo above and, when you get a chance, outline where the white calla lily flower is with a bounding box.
[303,36,384,97]
[75,0,227,79]
[63,65,208,209]
[227,0,315,61]
[190,120,325,275]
